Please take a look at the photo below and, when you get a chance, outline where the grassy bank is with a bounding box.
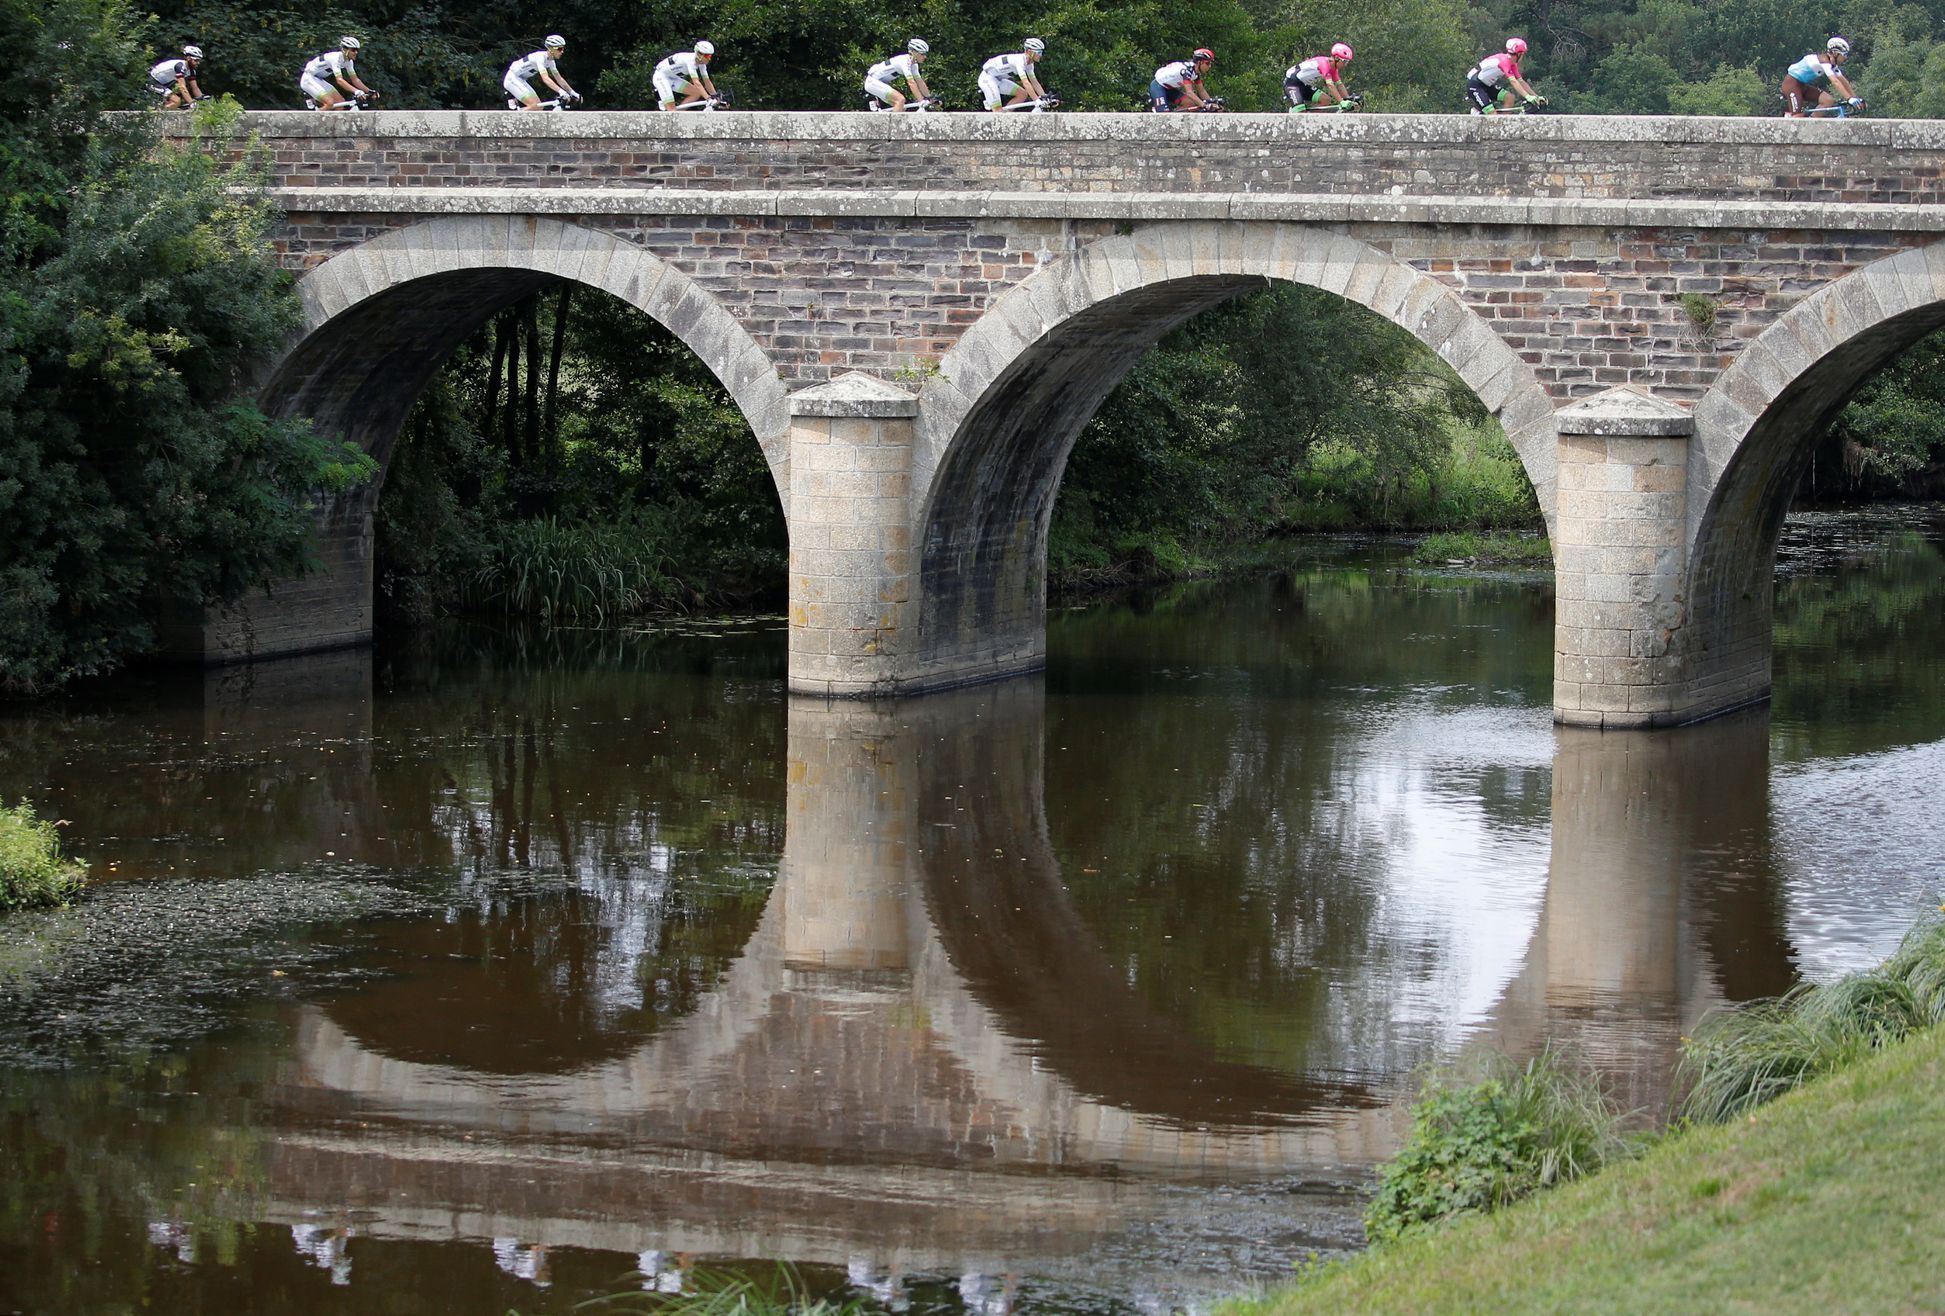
[1225,1024,1945,1315]
[0,803,85,914]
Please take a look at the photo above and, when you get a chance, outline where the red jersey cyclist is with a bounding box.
[1467,38,1544,114]
[1284,44,1353,109]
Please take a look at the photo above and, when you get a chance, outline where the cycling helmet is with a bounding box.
[908,38,930,55]
[1024,37,1046,54]
[545,34,566,49]
[1193,47,1215,62]
[1505,37,1528,55]
[695,40,715,56]
[1827,36,1851,54]
[183,44,203,59]
[339,35,361,50]
[1331,42,1354,61]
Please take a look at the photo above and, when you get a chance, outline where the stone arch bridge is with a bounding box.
[164,111,1945,727]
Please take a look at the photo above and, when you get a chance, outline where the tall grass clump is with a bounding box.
[0,803,87,914]
[1364,1048,1634,1244]
[1680,913,1945,1124]
[464,516,683,621]
[581,1266,871,1315]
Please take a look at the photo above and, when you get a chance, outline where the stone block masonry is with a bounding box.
[152,112,1945,727]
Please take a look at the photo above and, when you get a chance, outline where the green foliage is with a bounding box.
[1410,530,1553,564]
[1678,913,1945,1124]
[0,802,87,914]
[0,0,374,694]
[1365,1049,1634,1245]
[1677,292,1719,333]
[1801,328,1945,501]
[462,515,684,621]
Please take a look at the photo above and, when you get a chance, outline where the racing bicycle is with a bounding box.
[510,91,582,111]
[1795,95,1867,117]
[1289,92,1363,113]
[866,95,941,112]
[997,94,1060,113]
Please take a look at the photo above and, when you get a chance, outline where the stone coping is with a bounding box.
[268,185,1945,233]
[788,371,920,418]
[158,109,1945,149]
[1557,386,1696,436]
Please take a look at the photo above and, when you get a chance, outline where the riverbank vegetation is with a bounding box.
[0,803,86,914]
[1231,914,1945,1313]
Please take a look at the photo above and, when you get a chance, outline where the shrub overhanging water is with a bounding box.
[0,802,87,914]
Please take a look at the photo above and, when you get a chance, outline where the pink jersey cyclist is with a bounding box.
[1284,43,1353,107]
[1467,39,1542,113]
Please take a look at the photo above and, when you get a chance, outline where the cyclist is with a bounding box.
[980,38,1048,112]
[505,35,579,110]
[1467,37,1543,114]
[865,38,933,111]
[1782,37,1860,117]
[302,36,374,110]
[1285,43,1353,109]
[148,45,205,109]
[1150,49,1217,112]
[654,41,718,110]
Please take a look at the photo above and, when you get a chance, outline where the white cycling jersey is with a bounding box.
[1290,57,1335,88]
[506,50,558,82]
[150,58,190,86]
[656,51,704,84]
[867,52,920,85]
[1154,60,1200,89]
[305,50,355,82]
[981,51,1032,83]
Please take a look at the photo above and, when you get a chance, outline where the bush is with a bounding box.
[1680,914,1945,1124]
[0,802,87,914]
[1365,1049,1634,1245]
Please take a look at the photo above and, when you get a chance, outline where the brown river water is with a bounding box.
[2,509,1942,1314]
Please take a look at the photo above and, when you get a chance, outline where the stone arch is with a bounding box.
[268,215,792,507]
[904,221,1559,686]
[1683,241,1945,704]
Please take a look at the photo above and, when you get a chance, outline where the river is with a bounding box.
[1,507,1941,1314]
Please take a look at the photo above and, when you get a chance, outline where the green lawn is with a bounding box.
[1224,1025,1945,1316]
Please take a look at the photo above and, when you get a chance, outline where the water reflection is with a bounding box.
[2,521,1942,1314]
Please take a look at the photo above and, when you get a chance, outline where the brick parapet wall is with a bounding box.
[179,112,1945,207]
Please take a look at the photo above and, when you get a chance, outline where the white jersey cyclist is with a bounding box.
[505,38,573,105]
[865,40,931,109]
[979,41,1045,111]
[149,58,190,94]
[653,43,716,107]
[1153,60,1200,90]
[301,48,357,103]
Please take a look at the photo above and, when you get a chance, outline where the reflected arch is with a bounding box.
[906,222,1559,685]
[1686,241,1945,706]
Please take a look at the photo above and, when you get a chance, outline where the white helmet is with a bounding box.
[545,34,566,49]
[1826,35,1851,54]
[183,44,203,60]
[908,38,930,55]
[695,39,715,56]
[339,35,361,50]
[1024,37,1046,54]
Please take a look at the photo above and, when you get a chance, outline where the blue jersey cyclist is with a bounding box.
[1782,37,1859,116]
[1150,48,1216,112]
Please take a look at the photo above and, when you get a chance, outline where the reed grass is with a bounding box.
[0,802,87,914]
[463,516,683,621]
[577,1266,872,1315]
[1679,913,1945,1124]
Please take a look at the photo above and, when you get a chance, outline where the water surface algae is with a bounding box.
[1224,1024,1945,1315]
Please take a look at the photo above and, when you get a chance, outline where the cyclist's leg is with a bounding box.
[1465,75,1495,114]
[653,70,682,109]
[1149,80,1174,113]
[865,76,904,109]
[979,71,1009,111]
[505,72,541,109]
[302,73,344,109]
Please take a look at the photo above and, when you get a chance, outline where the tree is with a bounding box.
[0,0,373,693]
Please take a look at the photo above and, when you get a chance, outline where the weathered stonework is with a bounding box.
[158,113,1945,726]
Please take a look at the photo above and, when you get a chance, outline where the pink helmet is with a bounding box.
[1505,37,1529,55]
[1331,42,1354,61]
